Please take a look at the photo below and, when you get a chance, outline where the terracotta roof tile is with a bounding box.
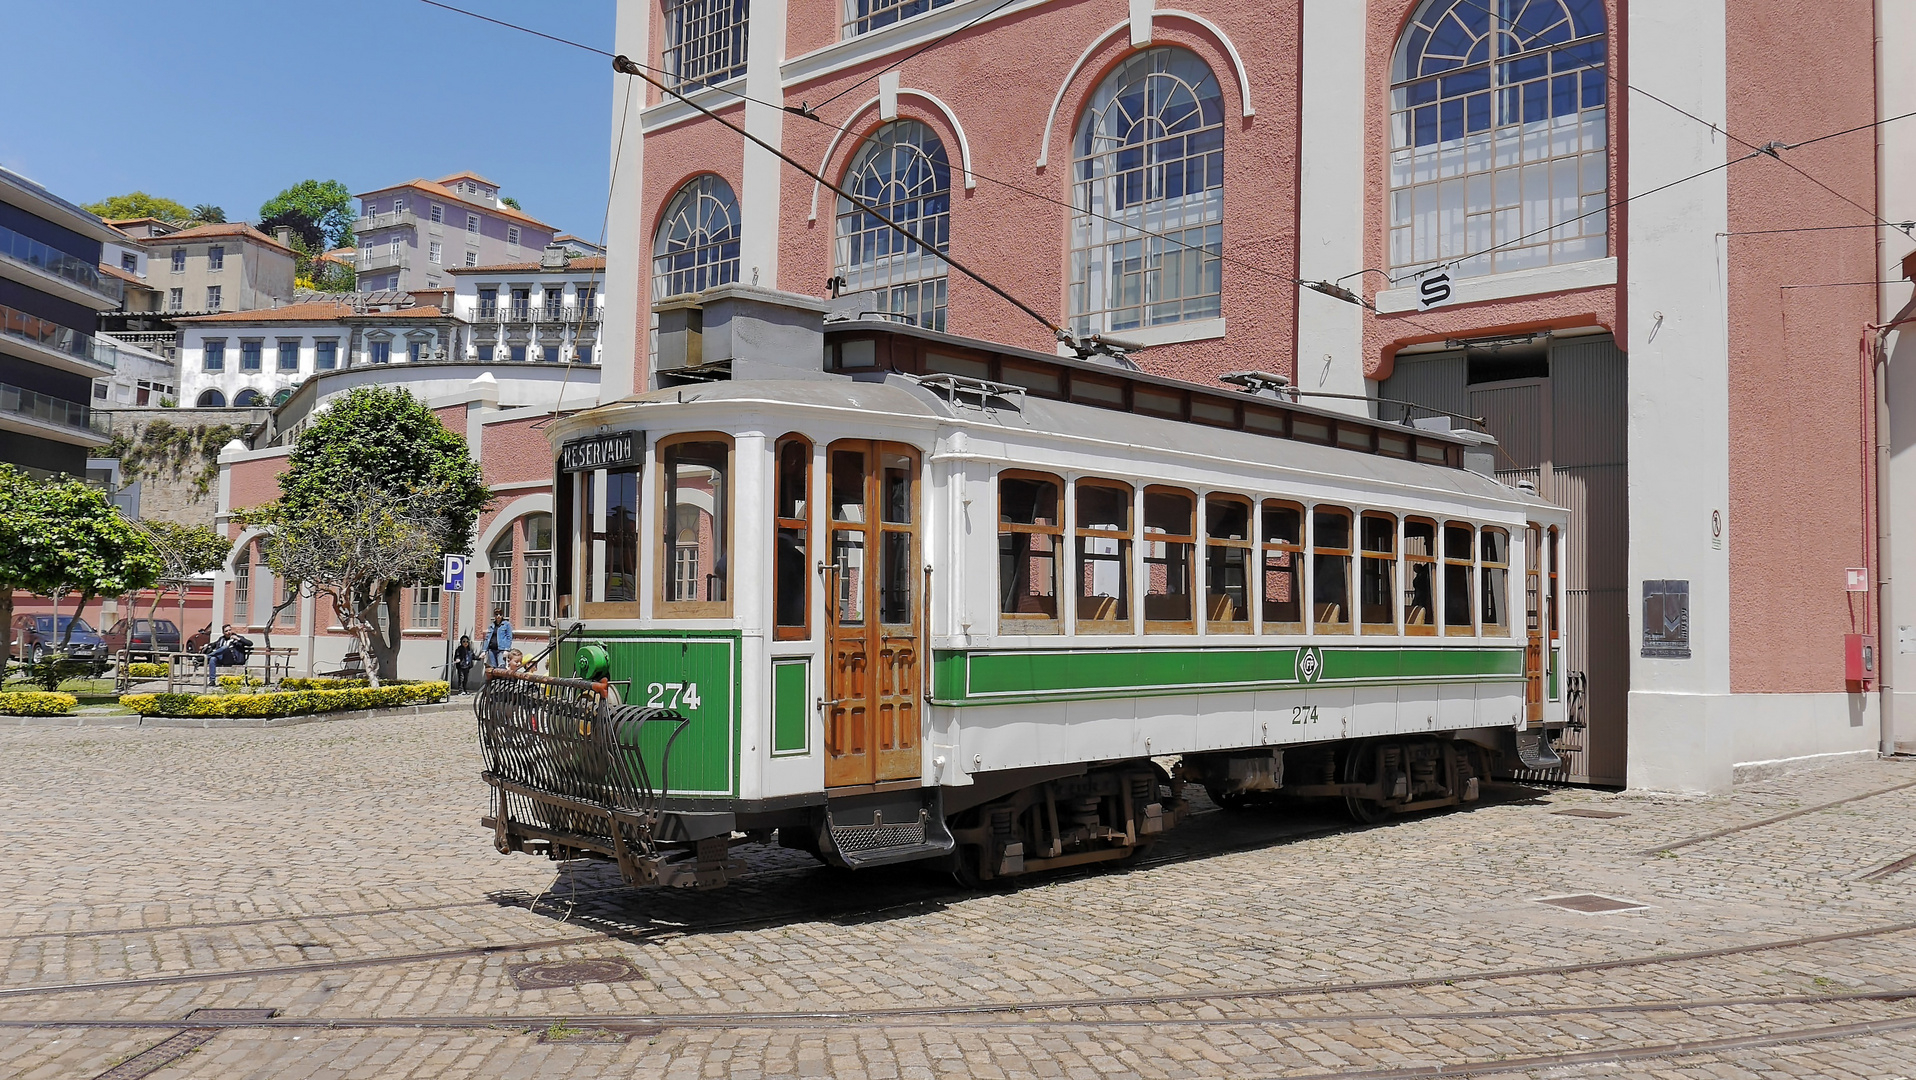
[352,178,556,231]
[98,263,144,285]
[134,222,296,256]
[173,301,452,324]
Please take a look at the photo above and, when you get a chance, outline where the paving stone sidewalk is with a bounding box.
[2,714,1913,1079]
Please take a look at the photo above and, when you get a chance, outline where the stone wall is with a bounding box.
[96,407,270,526]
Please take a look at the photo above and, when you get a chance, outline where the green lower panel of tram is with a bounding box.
[554,630,742,797]
[932,645,1524,706]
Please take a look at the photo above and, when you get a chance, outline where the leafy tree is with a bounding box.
[188,204,226,224]
[260,210,325,253]
[259,179,357,251]
[0,467,163,679]
[83,191,191,223]
[237,388,489,681]
[499,195,522,210]
[137,520,232,644]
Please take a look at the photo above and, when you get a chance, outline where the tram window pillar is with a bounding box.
[1312,506,1353,635]
[1203,494,1252,634]
[1260,500,1304,634]
[1481,527,1511,636]
[998,471,1063,636]
[1443,522,1476,635]
[1073,479,1133,633]
[774,436,812,639]
[1359,512,1398,635]
[1403,517,1437,636]
[1143,486,1196,633]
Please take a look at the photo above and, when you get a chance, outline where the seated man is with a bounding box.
[205,624,253,684]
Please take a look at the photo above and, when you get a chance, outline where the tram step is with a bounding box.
[1515,728,1564,770]
[820,788,956,869]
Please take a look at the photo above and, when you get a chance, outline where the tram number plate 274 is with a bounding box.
[1290,705,1319,725]
[644,682,702,710]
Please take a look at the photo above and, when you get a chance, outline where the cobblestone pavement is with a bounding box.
[3,714,1915,1079]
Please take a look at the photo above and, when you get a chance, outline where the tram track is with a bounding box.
[1640,777,1916,856]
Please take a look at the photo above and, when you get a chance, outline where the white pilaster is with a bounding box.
[1294,0,1369,417]
[741,0,789,289]
[1623,0,1734,793]
[1877,0,1916,755]
[600,0,652,399]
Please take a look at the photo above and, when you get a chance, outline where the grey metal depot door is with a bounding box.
[1381,334,1628,786]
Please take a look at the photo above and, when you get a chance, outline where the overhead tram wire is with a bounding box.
[412,0,1383,328]
[806,0,1029,114]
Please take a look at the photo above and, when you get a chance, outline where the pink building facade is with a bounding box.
[593,0,1916,792]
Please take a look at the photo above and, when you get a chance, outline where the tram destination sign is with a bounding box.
[561,431,641,473]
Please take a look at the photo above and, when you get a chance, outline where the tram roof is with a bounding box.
[597,375,1557,517]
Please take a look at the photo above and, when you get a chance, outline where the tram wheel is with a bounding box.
[1204,785,1252,812]
[1341,743,1392,825]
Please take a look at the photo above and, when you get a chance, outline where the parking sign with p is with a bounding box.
[444,553,466,592]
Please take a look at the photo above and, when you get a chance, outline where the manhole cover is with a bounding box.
[1552,808,1630,819]
[1534,893,1648,913]
[182,1008,279,1022]
[509,957,646,990]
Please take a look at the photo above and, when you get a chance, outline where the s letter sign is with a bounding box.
[1418,272,1453,309]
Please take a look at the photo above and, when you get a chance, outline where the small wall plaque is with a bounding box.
[1642,579,1690,659]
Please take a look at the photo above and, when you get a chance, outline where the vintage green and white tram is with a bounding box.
[478,292,1570,890]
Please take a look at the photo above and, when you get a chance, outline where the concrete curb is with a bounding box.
[6,698,472,730]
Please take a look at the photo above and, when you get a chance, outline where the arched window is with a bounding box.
[653,175,741,300]
[197,389,226,407]
[233,388,264,407]
[270,388,293,406]
[835,119,950,331]
[1389,0,1608,279]
[1069,47,1224,337]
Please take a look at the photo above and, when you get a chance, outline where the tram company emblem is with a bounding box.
[1296,647,1323,684]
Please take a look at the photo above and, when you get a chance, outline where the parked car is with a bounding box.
[10,614,107,670]
[101,617,183,662]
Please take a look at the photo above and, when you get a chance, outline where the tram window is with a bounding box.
[555,464,574,620]
[1294,417,1332,445]
[1359,512,1397,634]
[878,449,917,625]
[1143,487,1196,632]
[1071,375,1124,407]
[1415,440,1447,464]
[999,472,1063,635]
[1244,409,1286,436]
[1136,387,1183,419]
[830,447,867,625]
[1403,517,1437,636]
[1074,480,1133,633]
[594,467,640,605]
[1312,506,1353,634]
[1377,432,1410,459]
[658,437,730,613]
[1191,400,1235,427]
[774,436,811,639]
[1203,495,1252,633]
[927,351,989,380]
[1260,500,1304,634]
[838,339,876,369]
[1001,361,1062,397]
[1481,527,1510,636]
[1443,522,1475,634]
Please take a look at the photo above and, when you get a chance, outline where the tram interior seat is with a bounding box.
[1206,594,1239,623]
[1314,602,1344,625]
[1407,605,1430,626]
[1145,594,1191,622]
[1078,595,1118,622]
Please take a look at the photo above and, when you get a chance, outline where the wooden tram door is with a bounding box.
[1524,523,1546,724]
[823,441,922,788]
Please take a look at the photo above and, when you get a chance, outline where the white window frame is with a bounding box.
[430,203,444,224]
[834,120,951,331]
[207,246,224,271]
[429,241,442,264]
[466,213,480,234]
[506,225,520,247]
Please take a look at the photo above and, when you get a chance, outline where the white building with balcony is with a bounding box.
[449,247,605,367]
[173,300,466,410]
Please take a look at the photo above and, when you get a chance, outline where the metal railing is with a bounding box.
[0,223,117,300]
[0,301,116,370]
[354,209,419,234]
[483,304,601,325]
[357,248,409,272]
[0,382,109,435]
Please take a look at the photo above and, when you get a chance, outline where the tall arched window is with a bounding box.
[652,175,741,300]
[1069,47,1224,337]
[1389,0,1608,279]
[835,119,951,331]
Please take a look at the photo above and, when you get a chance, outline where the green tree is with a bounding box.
[238,388,489,680]
[187,204,226,224]
[82,191,191,223]
[137,520,232,643]
[500,195,522,210]
[0,467,163,678]
[259,179,357,251]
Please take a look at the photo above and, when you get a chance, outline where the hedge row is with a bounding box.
[281,677,370,690]
[126,662,169,678]
[121,682,450,719]
[215,675,266,689]
[0,692,79,716]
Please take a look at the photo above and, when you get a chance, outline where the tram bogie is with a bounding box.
[476,309,1572,892]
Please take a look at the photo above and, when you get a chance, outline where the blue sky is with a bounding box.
[0,0,616,239]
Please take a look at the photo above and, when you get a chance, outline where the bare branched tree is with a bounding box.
[238,482,458,687]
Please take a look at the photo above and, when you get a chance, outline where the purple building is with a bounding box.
[352,172,557,295]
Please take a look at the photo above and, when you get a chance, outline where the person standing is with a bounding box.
[483,609,513,670]
[453,634,476,693]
